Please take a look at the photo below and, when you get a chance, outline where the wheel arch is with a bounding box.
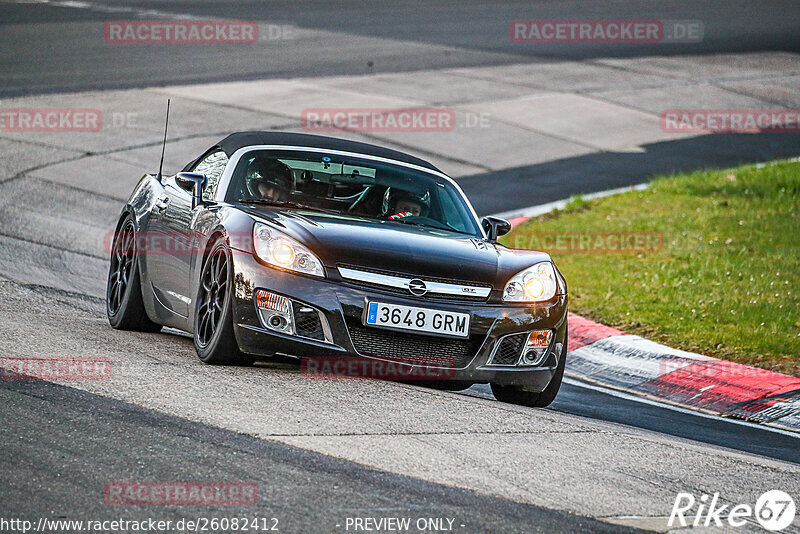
[200,227,229,268]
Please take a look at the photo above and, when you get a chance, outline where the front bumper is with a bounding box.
[230,252,568,391]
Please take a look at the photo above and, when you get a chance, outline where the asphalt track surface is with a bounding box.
[2,1,800,532]
[473,381,800,465]
[2,0,800,97]
[0,378,632,533]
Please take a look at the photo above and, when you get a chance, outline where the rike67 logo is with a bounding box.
[670,490,796,531]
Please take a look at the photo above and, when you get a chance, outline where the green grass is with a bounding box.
[502,160,800,375]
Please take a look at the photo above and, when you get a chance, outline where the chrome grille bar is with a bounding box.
[338,266,491,299]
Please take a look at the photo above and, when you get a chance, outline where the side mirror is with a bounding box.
[175,172,206,209]
[481,216,512,242]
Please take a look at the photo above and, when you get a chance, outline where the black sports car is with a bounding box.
[107,132,568,407]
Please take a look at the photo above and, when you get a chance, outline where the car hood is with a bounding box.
[246,208,552,287]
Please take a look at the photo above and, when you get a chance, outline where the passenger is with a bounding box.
[382,188,430,219]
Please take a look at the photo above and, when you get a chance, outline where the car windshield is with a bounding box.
[225,149,482,236]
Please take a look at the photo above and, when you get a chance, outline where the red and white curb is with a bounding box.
[493,185,799,433]
[565,313,800,433]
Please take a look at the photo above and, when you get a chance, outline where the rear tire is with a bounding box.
[491,333,567,408]
[106,216,162,332]
[193,238,254,366]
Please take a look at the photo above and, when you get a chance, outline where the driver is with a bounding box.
[245,158,293,201]
[382,188,431,219]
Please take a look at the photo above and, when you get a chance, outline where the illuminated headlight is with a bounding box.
[253,222,324,277]
[503,262,557,302]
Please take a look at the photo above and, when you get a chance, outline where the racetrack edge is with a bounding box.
[564,313,800,433]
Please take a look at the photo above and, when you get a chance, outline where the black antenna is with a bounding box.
[157,99,170,180]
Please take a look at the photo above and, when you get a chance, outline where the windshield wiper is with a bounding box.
[237,198,339,214]
[391,217,467,234]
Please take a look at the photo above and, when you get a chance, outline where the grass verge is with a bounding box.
[502,159,800,375]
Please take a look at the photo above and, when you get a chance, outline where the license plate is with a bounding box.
[364,301,470,338]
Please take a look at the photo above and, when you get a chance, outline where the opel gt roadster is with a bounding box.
[106,132,568,407]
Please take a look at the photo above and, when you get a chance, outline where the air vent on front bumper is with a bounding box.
[487,331,557,367]
[345,318,482,369]
[294,306,326,341]
[489,333,527,365]
[255,289,332,344]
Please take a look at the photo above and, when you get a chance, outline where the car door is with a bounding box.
[146,176,195,319]
[148,149,229,321]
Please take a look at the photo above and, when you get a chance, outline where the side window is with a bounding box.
[192,150,229,201]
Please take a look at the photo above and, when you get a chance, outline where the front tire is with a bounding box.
[193,238,254,366]
[106,216,162,332]
[423,381,474,392]
[491,334,567,408]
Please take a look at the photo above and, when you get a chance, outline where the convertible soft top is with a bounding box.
[187,131,442,173]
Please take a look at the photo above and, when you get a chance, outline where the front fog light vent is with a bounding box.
[254,289,333,343]
[521,330,553,366]
[255,289,294,334]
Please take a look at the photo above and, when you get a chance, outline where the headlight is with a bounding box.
[503,262,557,302]
[253,222,324,278]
